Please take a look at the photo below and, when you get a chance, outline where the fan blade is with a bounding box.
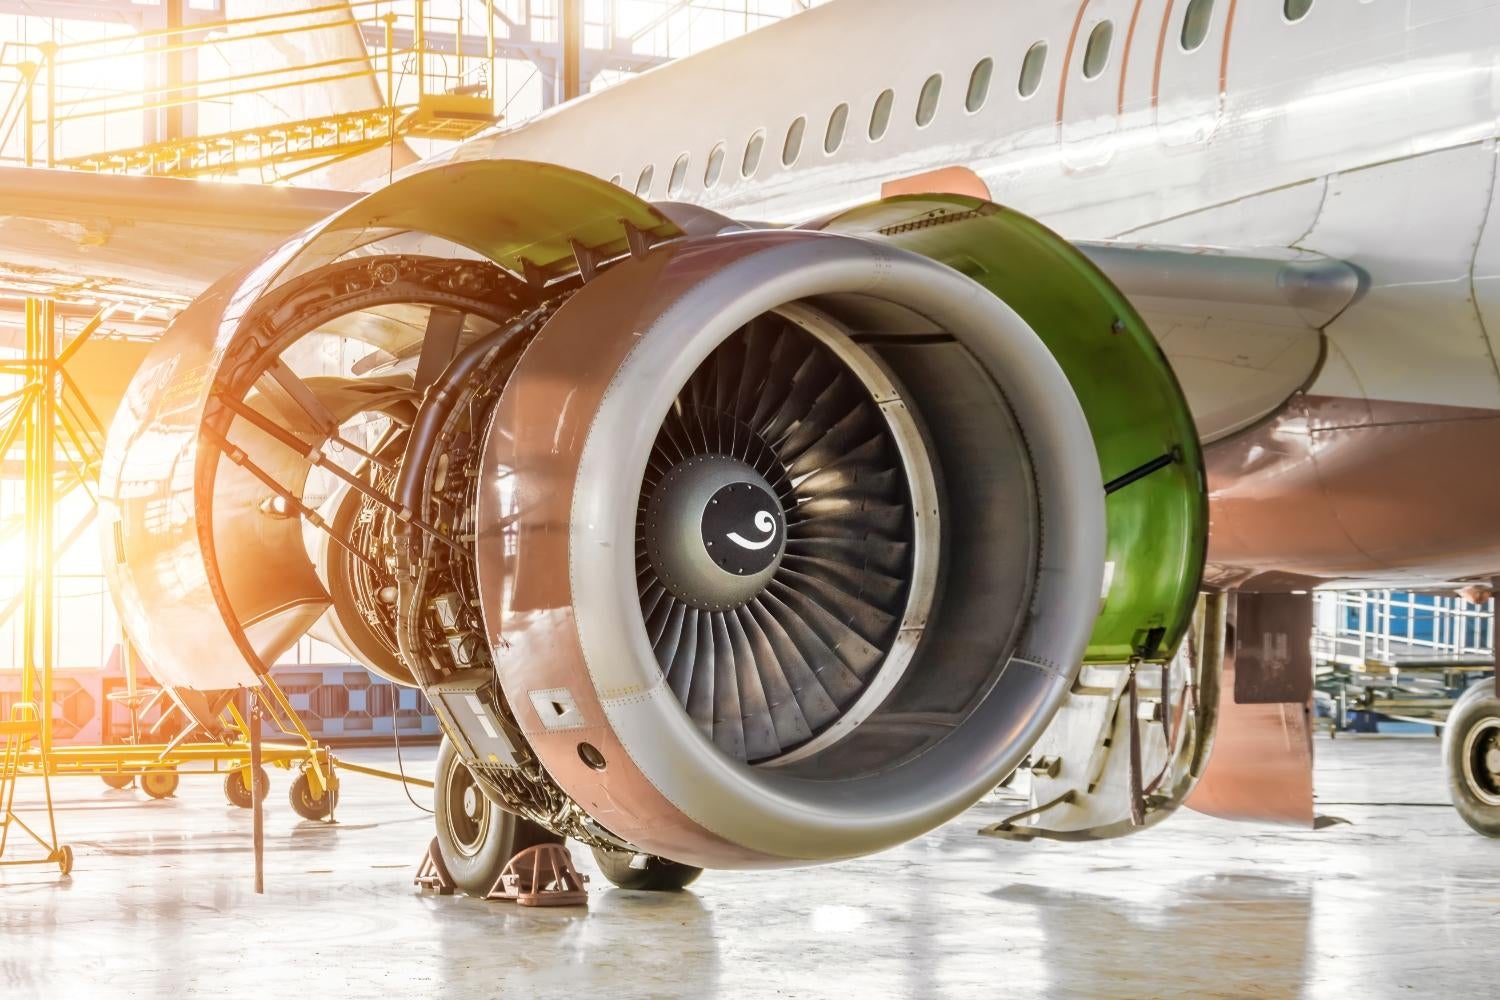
[780,552,906,610]
[757,590,864,706]
[709,612,748,760]
[788,501,909,539]
[779,403,882,472]
[774,373,864,458]
[769,578,891,676]
[727,609,781,761]
[645,593,678,648]
[684,611,716,738]
[785,534,910,578]
[793,466,902,506]
[640,580,671,619]
[654,601,691,676]
[733,320,777,426]
[788,434,889,486]
[755,353,836,445]
[736,603,817,749]
[745,598,840,730]
[748,330,821,434]
[665,607,701,704]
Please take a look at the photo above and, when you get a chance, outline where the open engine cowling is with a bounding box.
[99,161,1205,868]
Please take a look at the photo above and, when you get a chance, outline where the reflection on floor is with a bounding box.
[0,736,1495,999]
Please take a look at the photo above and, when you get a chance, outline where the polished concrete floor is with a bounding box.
[1,735,1496,999]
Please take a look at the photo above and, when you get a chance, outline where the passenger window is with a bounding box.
[825,103,849,154]
[668,153,690,196]
[966,58,993,113]
[635,164,654,197]
[916,74,942,127]
[1083,21,1113,80]
[1181,0,1214,51]
[742,129,765,177]
[783,116,806,166]
[704,142,726,188]
[1018,42,1047,98]
[1284,0,1313,21]
[869,89,894,141]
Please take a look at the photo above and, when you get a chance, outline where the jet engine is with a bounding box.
[99,162,1205,872]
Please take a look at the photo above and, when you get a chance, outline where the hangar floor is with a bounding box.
[0,735,1494,999]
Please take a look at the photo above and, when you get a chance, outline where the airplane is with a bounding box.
[4,0,1499,895]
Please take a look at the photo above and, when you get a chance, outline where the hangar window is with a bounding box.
[783,116,806,166]
[825,103,849,154]
[1284,0,1313,21]
[742,129,766,177]
[635,164,654,197]
[966,58,993,112]
[705,142,726,188]
[668,153,690,196]
[1181,0,1214,51]
[916,74,942,127]
[1018,42,1047,98]
[1083,21,1113,80]
[869,88,895,141]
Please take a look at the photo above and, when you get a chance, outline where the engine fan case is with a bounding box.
[477,230,1108,867]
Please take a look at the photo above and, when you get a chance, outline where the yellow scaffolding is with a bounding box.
[0,299,433,882]
[0,298,71,877]
[0,0,500,180]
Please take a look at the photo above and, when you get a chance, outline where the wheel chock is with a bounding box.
[413,837,457,895]
[486,844,589,907]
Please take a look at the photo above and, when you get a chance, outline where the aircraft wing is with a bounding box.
[0,167,356,322]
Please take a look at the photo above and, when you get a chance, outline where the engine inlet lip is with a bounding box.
[509,232,1105,864]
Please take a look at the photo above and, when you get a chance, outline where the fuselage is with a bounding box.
[430,0,1500,590]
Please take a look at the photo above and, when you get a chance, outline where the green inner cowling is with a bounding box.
[816,195,1207,664]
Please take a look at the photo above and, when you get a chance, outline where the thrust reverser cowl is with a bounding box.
[99,161,1204,867]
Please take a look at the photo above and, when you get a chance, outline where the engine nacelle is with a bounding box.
[99,161,1205,868]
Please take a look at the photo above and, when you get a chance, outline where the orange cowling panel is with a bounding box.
[880,166,992,201]
[1185,597,1315,827]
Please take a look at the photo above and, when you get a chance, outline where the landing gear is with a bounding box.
[432,739,561,896]
[589,846,703,892]
[224,765,270,809]
[288,769,338,821]
[139,767,180,800]
[1445,682,1500,837]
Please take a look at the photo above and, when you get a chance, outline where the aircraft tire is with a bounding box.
[433,738,561,896]
[1445,681,1500,838]
[589,846,703,892]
